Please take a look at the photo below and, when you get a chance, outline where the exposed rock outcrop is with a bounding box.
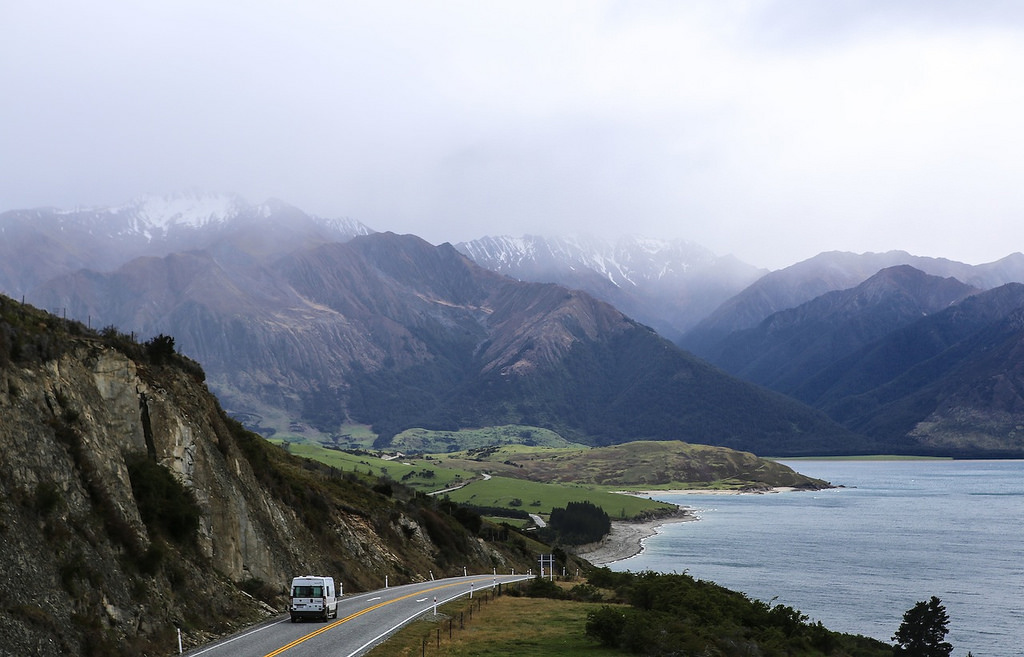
[0,297,536,656]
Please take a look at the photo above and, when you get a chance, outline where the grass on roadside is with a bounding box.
[365,592,625,657]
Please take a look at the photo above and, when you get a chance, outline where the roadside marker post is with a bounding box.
[538,554,555,580]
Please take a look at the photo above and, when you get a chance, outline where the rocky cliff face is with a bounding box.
[0,297,536,656]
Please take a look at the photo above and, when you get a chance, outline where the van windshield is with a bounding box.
[292,585,323,598]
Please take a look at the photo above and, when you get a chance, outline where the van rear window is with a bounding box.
[292,586,323,598]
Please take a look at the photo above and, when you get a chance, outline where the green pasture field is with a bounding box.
[265,441,675,519]
[265,440,476,492]
[441,475,675,520]
[269,423,580,453]
[388,425,581,453]
[484,516,530,529]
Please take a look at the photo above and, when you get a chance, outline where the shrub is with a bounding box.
[143,334,176,364]
[126,454,200,545]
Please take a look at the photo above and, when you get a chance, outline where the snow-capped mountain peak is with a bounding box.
[119,191,247,237]
[455,233,765,340]
[456,233,722,288]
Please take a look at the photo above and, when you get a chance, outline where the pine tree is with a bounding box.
[892,596,953,657]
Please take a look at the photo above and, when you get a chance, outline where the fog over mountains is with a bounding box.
[0,192,372,298]
[456,234,764,342]
[4,193,1024,456]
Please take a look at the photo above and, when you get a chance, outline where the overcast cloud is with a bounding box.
[3,1,1023,269]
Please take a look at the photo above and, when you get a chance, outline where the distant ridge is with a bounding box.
[705,265,978,393]
[456,233,764,341]
[5,195,1024,456]
[29,231,864,456]
[681,249,1024,357]
[0,193,374,298]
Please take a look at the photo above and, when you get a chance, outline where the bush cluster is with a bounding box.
[542,500,610,545]
[126,453,201,545]
[584,569,892,656]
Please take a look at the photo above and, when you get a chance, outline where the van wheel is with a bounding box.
[290,616,297,623]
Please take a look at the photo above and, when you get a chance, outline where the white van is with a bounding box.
[289,575,339,622]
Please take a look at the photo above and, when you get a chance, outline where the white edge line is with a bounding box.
[188,617,290,656]
[344,577,530,657]
[186,590,384,655]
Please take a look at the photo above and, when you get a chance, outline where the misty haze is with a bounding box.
[2,2,1022,656]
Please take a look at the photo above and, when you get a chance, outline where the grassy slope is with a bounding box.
[270,441,672,520]
[270,441,478,491]
[388,425,580,452]
[435,441,830,490]
[442,475,676,520]
[272,437,829,523]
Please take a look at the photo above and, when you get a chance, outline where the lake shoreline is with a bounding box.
[572,509,696,565]
[574,487,807,565]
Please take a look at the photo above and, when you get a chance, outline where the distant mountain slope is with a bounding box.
[799,284,1024,454]
[706,266,978,393]
[456,234,765,341]
[681,250,1024,357]
[33,232,864,456]
[0,191,373,298]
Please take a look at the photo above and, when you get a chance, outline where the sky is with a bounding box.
[3,1,1024,270]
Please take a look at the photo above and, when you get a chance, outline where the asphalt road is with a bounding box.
[183,574,531,657]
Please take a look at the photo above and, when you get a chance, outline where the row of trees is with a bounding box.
[542,500,611,545]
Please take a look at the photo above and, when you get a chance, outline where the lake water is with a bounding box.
[611,460,1024,657]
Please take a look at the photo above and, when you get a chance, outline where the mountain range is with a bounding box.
[0,191,372,299]
[4,193,1024,456]
[687,265,1024,455]
[455,234,765,341]
[680,249,1024,356]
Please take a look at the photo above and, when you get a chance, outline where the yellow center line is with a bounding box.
[263,577,499,657]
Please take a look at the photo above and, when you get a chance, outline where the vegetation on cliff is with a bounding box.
[0,295,556,656]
